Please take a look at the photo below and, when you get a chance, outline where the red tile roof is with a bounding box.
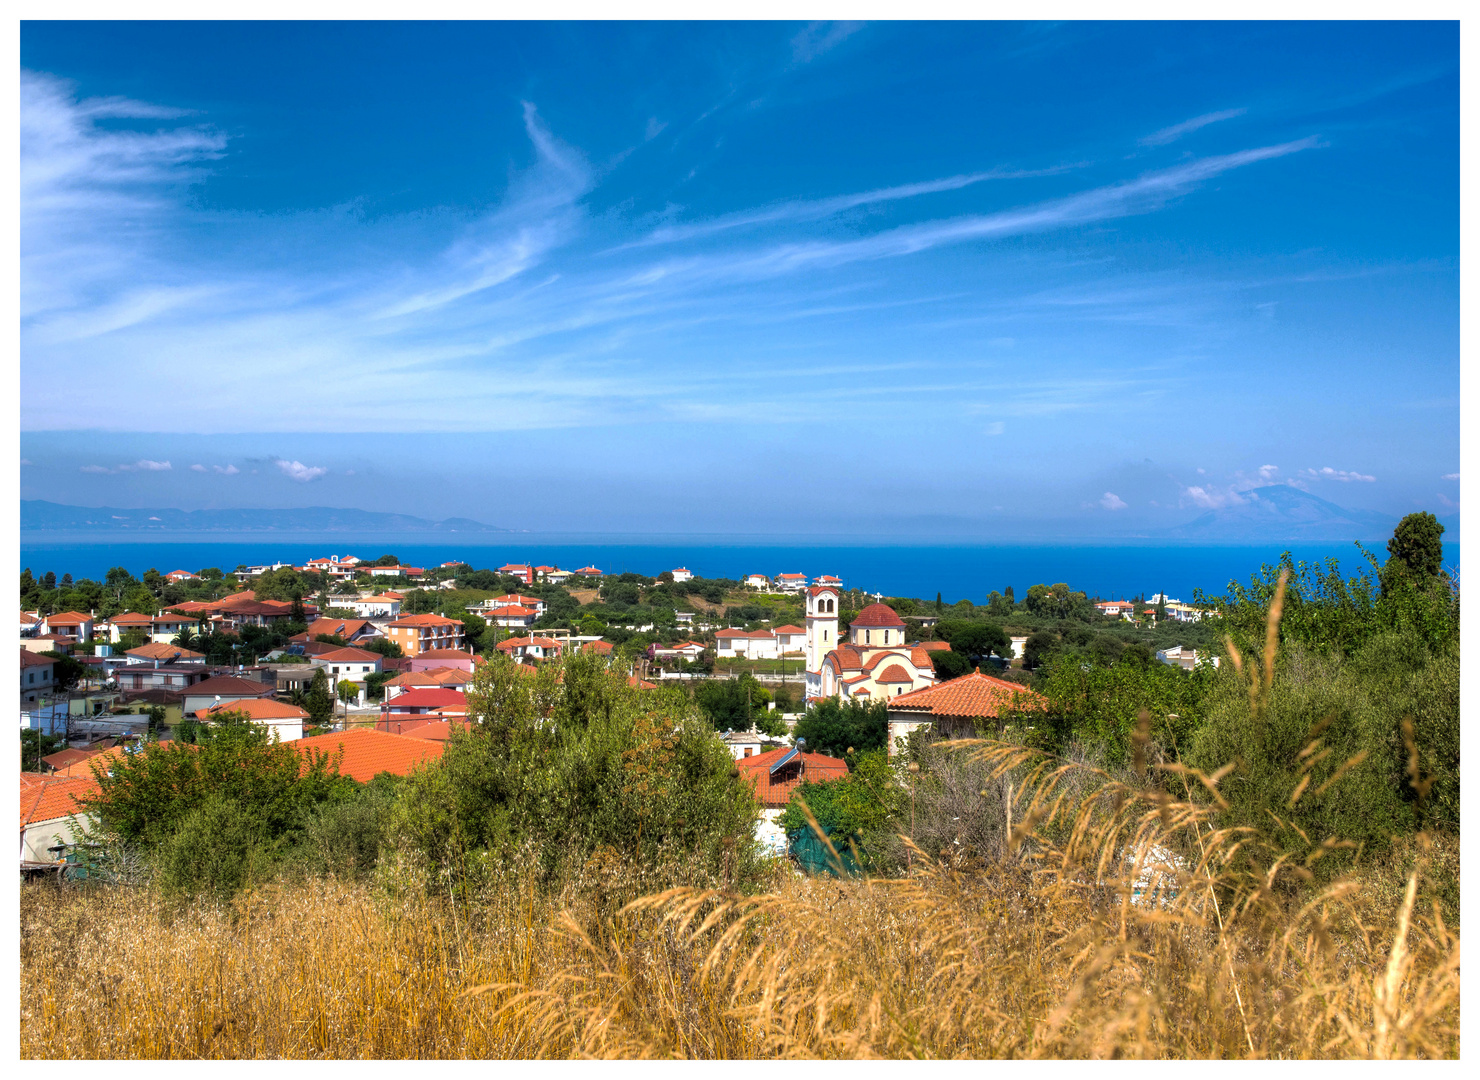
[20,650,54,669]
[184,675,277,698]
[875,664,913,684]
[388,614,463,628]
[45,611,93,625]
[21,773,101,827]
[495,637,561,652]
[771,625,805,634]
[304,617,378,639]
[917,640,952,652]
[384,687,468,711]
[384,667,472,688]
[293,728,444,783]
[312,646,383,664]
[736,746,849,809]
[581,640,614,654]
[195,698,309,721]
[850,603,905,628]
[416,648,478,660]
[40,748,98,772]
[489,605,537,617]
[125,643,205,662]
[889,671,1048,718]
[109,612,155,625]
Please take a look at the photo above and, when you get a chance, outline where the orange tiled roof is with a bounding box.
[45,611,93,625]
[384,687,467,711]
[875,664,914,684]
[109,612,155,625]
[581,640,614,654]
[196,698,309,721]
[850,603,905,628]
[388,614,463,628]
[20,650,54,669]
[496,637,561,651]
[184,675,277,698]
[304,617,378,639]
[21,773,100,827]
[293,728,444,783]
[416,648,477,660]
[384,667,472,688]
[736,746,849,809]
[489,605,537,618]
[917,641,952,652]
[53,746,130,779]
[312,646,382,663]
[126,642,205,661]
[771,624,805,634]
[889,671,1048,718]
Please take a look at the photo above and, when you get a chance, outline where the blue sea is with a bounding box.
[17,534,1458,604]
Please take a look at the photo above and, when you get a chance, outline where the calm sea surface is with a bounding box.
[17,535,1459,604]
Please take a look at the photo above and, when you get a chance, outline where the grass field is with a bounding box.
[20,756,1458,1059]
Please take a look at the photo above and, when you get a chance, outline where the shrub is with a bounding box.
[154,795,272,901]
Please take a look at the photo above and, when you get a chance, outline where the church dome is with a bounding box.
[851,603,905,628]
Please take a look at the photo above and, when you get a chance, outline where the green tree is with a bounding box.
[776,749,905,867]
[694,674,770,732]
[936,619,1011,662]
[372,554,400,567]
[361,637,404,659]
[791,697,887,758]
[1031,651,1214,764]
[389,652,762,887]
[927,648,972,682]
[1022,631,1057,671]
[21,730,63,772]
[79,716,350,850]
[306,669,335,728]
[41,651,87,692]
[1383,511,1446,592]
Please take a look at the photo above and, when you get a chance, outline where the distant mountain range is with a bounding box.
[21,501,508,534]
[1162,486,1434,542]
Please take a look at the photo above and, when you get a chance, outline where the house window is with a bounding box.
[866,630,871,644]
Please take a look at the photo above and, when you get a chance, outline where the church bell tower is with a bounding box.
[804,586,839,700]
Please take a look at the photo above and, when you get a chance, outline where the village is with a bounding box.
[19,552,1218,867]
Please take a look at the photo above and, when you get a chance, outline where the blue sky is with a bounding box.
[18,21,1459,537]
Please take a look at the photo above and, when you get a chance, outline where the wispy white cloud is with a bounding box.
[16,69,1326,438]
[82,459,172,473]
[791,21,864,64]
[618,165,1084,251]
[214,464,240,475]
[1258,464,1279,480]
[1140,107,1248,146]
[1442,472,1459,480]
[1183,484,1247,510]
[190,463,206,472]
[274,458,327,482]
[1300,466,1376,483]
[1100,491,1128,511]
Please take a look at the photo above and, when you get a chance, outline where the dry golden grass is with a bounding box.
[20,809,1458,1059]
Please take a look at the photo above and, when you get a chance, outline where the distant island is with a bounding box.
[1157,485,1407,542]
[20,500,509,534]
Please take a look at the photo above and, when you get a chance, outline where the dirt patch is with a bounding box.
[569,588,600,606]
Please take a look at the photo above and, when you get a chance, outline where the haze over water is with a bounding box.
[18,537,1459,606]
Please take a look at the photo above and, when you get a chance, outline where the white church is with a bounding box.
[803,586,939,703]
